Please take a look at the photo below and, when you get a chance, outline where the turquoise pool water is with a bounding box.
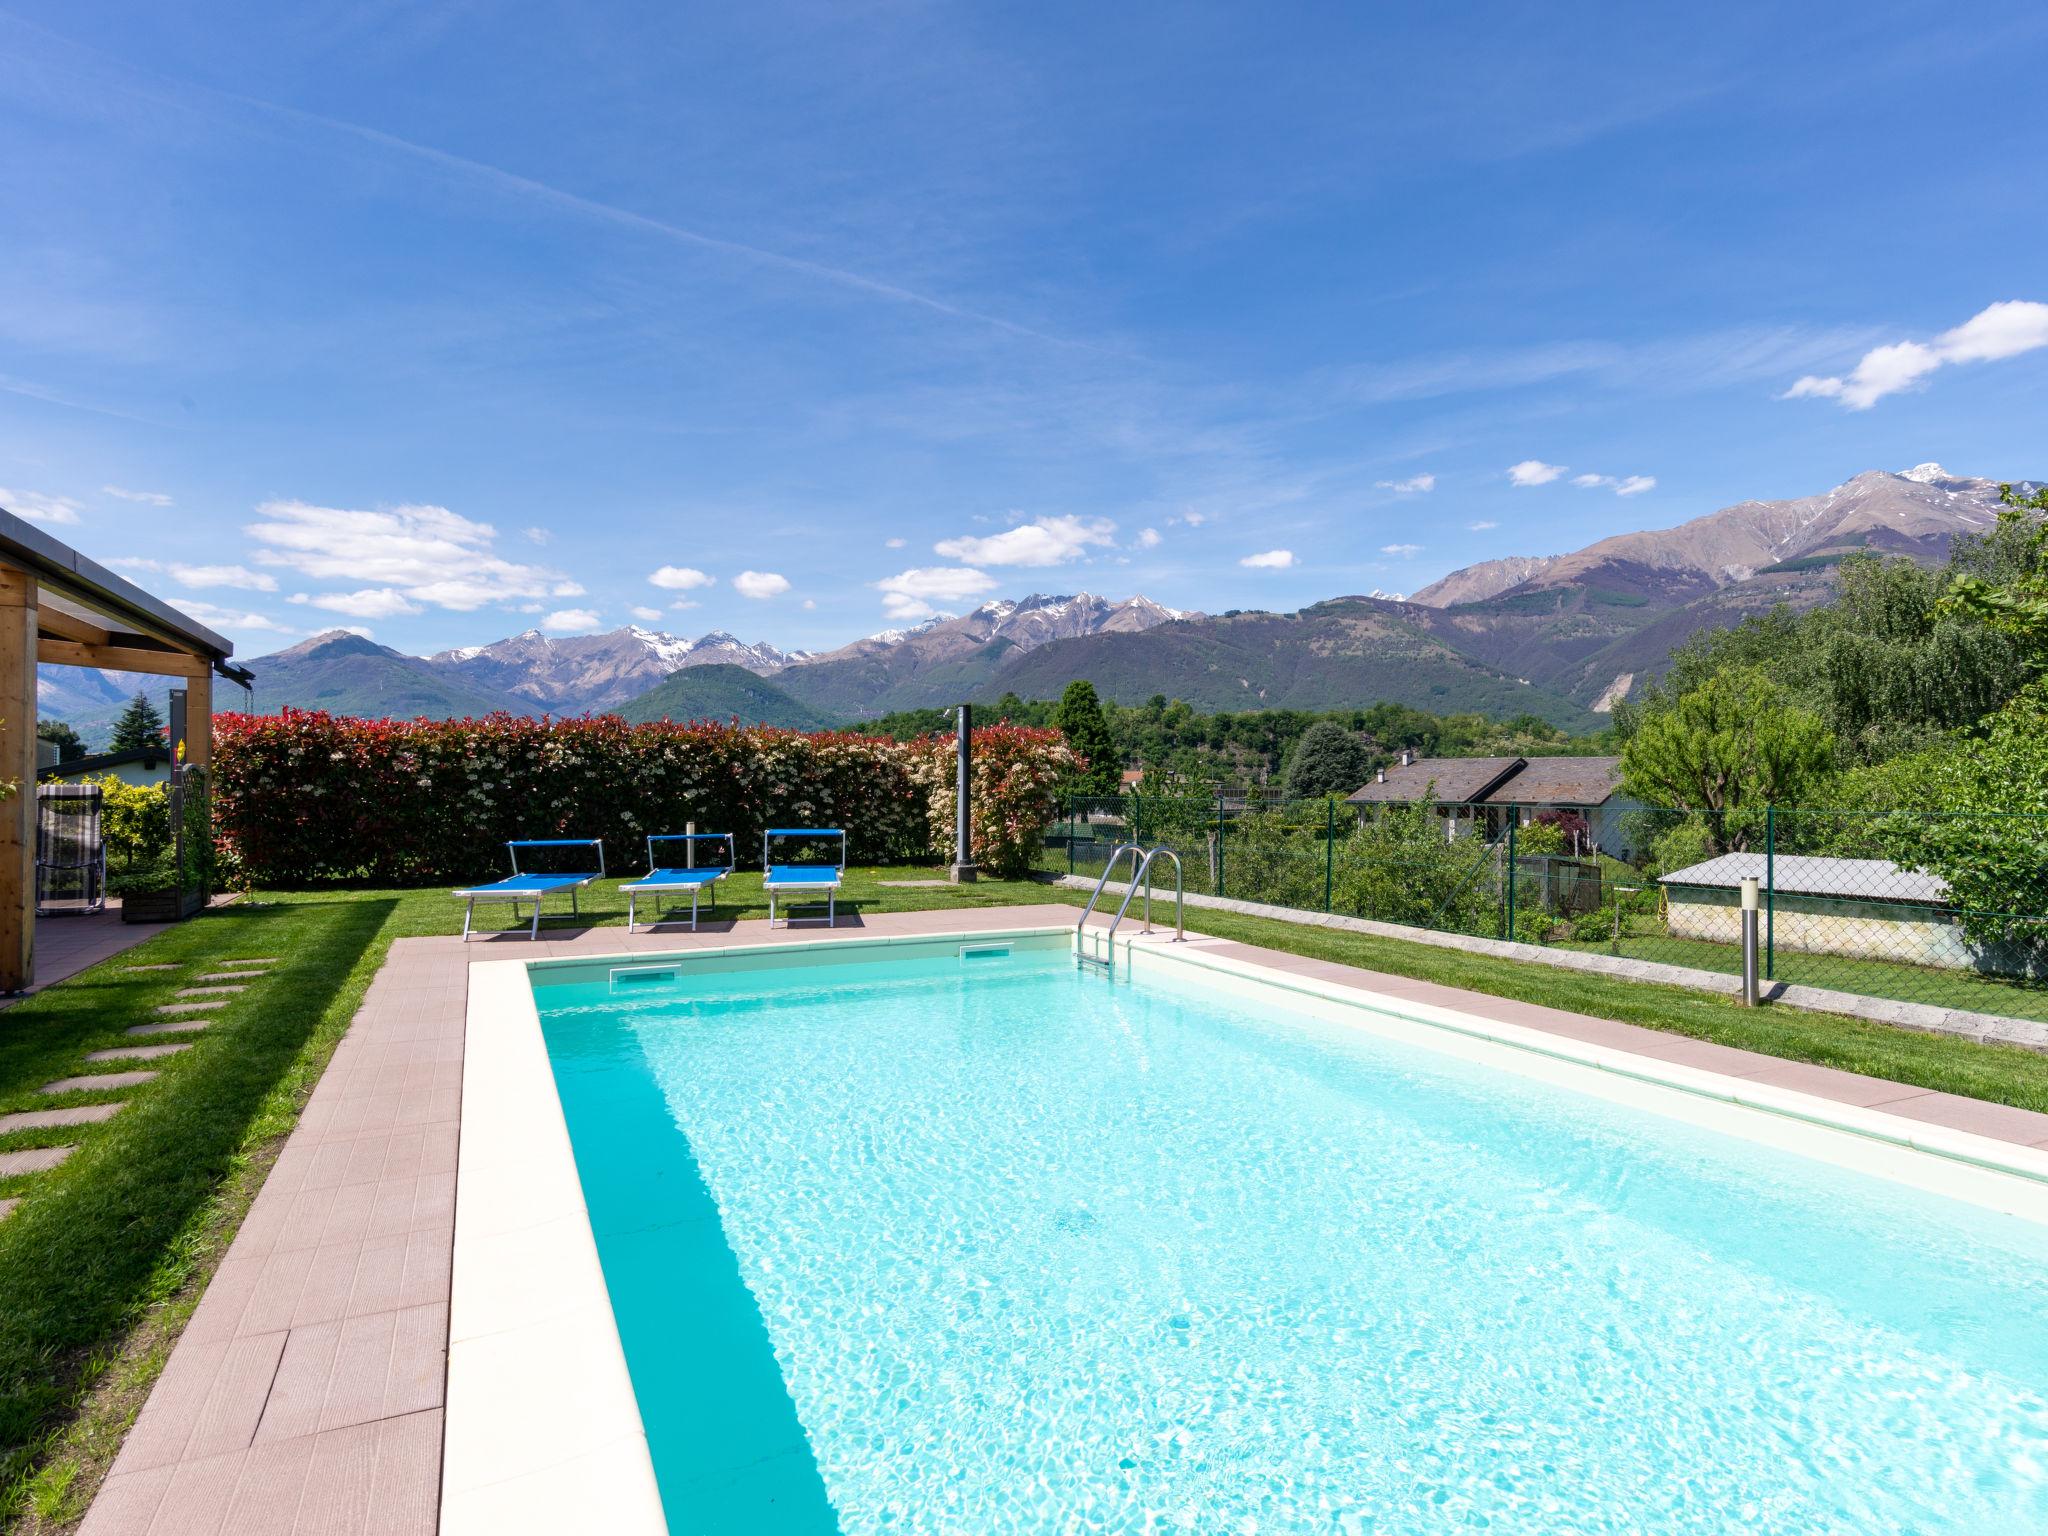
[534,941,2048,1534]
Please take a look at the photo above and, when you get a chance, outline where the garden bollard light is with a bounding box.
[1740,875,1761,1006]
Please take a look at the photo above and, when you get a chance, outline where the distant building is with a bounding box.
[1657,851,1995,973]
[1346,752,1636,855]
[38,745,174,789]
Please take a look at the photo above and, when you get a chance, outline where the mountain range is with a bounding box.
[38,465,2037,744]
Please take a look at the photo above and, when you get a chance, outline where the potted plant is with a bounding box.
[114,763,212,924]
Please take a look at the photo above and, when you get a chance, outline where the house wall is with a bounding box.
[1667,886,1982,970]
[47,760,170,789]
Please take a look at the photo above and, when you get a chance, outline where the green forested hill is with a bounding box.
[616,663,841,729]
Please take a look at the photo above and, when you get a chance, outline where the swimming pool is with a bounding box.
[499,931,2048,1533]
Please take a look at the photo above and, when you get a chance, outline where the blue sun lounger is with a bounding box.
[762,828,846,927]
[622,833,734,932]
[453,838,605,940]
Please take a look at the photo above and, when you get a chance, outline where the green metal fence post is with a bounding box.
[1324,797,1335,912]
[1765,805,1775,980]
[1066,794,1075,878]
[1504,818,1517,941]
[1133,791,1143,847]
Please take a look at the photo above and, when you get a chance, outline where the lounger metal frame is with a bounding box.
[623,833,735,932]
[454,838,605,940]
[762,827,847,928]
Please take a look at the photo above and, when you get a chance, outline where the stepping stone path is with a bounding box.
[85,1043,190,1063]
[0,1146,75,1177]
[43,1071,157,1093]
[2,955,275,1221]
[0,1104,122,1133]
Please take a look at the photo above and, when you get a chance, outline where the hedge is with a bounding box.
[211,710,1078,886]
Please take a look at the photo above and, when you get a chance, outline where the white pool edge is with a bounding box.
[442,959,668,1536]
[443,920,2048,1533]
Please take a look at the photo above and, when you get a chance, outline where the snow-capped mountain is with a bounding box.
[1410,464,2025,608]
[428,625,809,711]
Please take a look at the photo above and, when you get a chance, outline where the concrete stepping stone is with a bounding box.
[0,1199,16,1222]
[0,1104,122,1133]
[42,1072,156,1093]
[127,1020,210,1037]
[176,984,246,997]
[122,963,180,972]
[196,971,265,983]
[157,1000,228,1016]
[221,958,278,966]
[85,1044,191,1063]
[0,1145,75,1177]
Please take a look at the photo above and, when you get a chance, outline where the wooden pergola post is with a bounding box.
[0,566,38,992]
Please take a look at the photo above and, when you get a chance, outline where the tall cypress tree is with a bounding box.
[109,691,167,754]
[1055,680,1120,795]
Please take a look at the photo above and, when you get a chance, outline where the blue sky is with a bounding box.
[2,0,2046,661]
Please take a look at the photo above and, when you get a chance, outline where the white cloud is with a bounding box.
[103,485,172,506]
[170,598,294,634]
[1572,472,1658,496]
[1135,527,1162,550]
[934,515,1115,567]
[0,487,83,524]
[111,558,279,592]
[669,599,701,612]
[733,570,790,600]
[884,537,907,549]
[1375,473,1437,493]
[524,526,552,544]
[1784,300,2048,409]
[550,580,586,597]
[1381,543,1423,557]
[629,604,664,622]
[874,566,997,619]
[541,608,600,632]
[1507,460,1567,487]
[246,500,569,611]
[1469,520,1499,531]
[1240,549,1296,570]
[802,598,816,610]
[648,565,714,591]
[288,587,423,619]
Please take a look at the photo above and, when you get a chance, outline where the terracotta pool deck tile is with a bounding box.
[1607,1034,1783,1078]
[113,1331,289,1475]
[76,1461,173,1534]
[1876,1092,2048,1144]
[1738,1060,1937,1109]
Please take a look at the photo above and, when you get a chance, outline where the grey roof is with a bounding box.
[1660,852,1949,906]
[1347,756,1522,805]
[1347,754,1623,808]
[1480,756,1622,807]
[0,505,249,681]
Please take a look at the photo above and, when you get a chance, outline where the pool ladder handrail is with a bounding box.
[1076,844,1185,973]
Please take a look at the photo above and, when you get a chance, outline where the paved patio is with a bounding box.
[80,903,2048,1532]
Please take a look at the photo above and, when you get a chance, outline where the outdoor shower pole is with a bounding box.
[949,703,978,883]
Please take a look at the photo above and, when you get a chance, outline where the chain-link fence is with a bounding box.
[1047,793,2048,1024]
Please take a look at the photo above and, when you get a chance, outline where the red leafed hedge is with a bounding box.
[210,710,1076,886]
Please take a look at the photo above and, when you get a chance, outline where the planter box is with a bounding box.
[120,887,207,924]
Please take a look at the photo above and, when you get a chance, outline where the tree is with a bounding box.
[108,692,167,755]
[1054,680,1120,795]
[1281,720,1372,800]
[1619,667,1833,842]
[1940,482,2048,662]
[37,719,83,759]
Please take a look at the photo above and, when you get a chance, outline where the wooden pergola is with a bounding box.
[0,506,251,991]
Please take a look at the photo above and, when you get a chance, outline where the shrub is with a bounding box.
[1648,817,1715,877]
[1514,819,1566,856]
[907,725,1079,879]
[211,710,1077,887]
[95,775,172,871]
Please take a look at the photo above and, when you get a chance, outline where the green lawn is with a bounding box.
[1547,927,2048,1025]
[5,868,2048,1525]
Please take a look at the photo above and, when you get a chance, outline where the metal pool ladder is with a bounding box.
[1076,844,1185,975]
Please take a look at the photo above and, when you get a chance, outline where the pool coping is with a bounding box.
[447,913,2048,1535]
